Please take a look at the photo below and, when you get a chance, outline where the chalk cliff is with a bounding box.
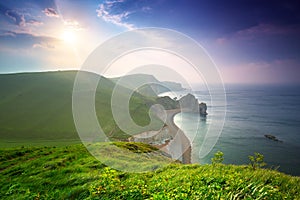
[178,93,207,116]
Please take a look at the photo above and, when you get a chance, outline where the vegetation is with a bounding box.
[0,71,163,147]
[111,74,185,97]
[248,152,267,170]
[155,96,179,110]
[211,151,224,165]
[0,144,300,199]
[1,71,300,199]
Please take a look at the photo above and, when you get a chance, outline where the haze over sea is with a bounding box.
[161,84,300,176]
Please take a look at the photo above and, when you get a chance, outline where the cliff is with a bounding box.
[178,93,208,116]
[156,93,208,116]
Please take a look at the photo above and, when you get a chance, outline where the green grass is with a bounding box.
[1,71,300,199]
[0,71,77,140]
[0,71,163,147]
[111,74,185,97]
[0,143,299,199]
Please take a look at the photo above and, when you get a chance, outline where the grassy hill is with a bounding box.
[0,143,299,199]
[0,71,162,147]
[1,71,300,199]
[111,74,185,97]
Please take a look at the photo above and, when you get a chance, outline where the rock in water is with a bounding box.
[264,134,283,142]
[199,102,208,116]
[178,93,207,116]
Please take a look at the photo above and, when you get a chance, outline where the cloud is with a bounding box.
[221,59,300,84]
[96,0,135,30]
[0,31,16,37]
[63,19,84,31]
[142,6,152,12]
[236,23,300,38]
[105,0,126,8]
[0,31,59,50]
[27,19,43,26]
[5,10,26,26]
[96,0,156,29]
[33,42,55,49]
[43,8,59,18]
[215,38,227,45]
[215,23,300,46]
[64,19,79,26]
[3,9,43,28]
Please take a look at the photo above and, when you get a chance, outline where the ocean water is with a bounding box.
[162,84,300,176]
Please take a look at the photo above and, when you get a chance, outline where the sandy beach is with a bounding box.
[161,109,191,164]
[132,108,191,164]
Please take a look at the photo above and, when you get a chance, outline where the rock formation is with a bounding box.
[199,102,208,116]
[264,134,283,142]
[178,93,207,116]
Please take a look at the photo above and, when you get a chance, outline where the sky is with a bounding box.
[0,0,299,84]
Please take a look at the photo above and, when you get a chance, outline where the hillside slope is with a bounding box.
[0,71,162,146]
[0,143,299,199]
[111,74,185,97]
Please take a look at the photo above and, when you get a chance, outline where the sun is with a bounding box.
[61,29,77,44]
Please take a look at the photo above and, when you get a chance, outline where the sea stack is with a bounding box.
[179,93,208,116]
[199,102,208,116]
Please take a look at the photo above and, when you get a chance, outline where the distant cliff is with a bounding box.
[111,74,186,97]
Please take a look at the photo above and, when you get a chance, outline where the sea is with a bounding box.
[160,84,300,176]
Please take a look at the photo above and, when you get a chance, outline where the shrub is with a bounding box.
[248,152,266,170]
[211,151,224,165]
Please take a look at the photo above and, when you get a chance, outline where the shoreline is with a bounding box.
[131,109,192,164]
[162,109,191,164]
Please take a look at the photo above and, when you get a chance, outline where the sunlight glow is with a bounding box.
[61,29,77,44]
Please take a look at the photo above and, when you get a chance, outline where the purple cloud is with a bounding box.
[0,31,16,37]
[223,59,300,84]
[43,8,59,18]
[27,19,43,26]
[4,9,43,27]
[215,23,300,45]
[236,24,300,38]
[5,10,26,26]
